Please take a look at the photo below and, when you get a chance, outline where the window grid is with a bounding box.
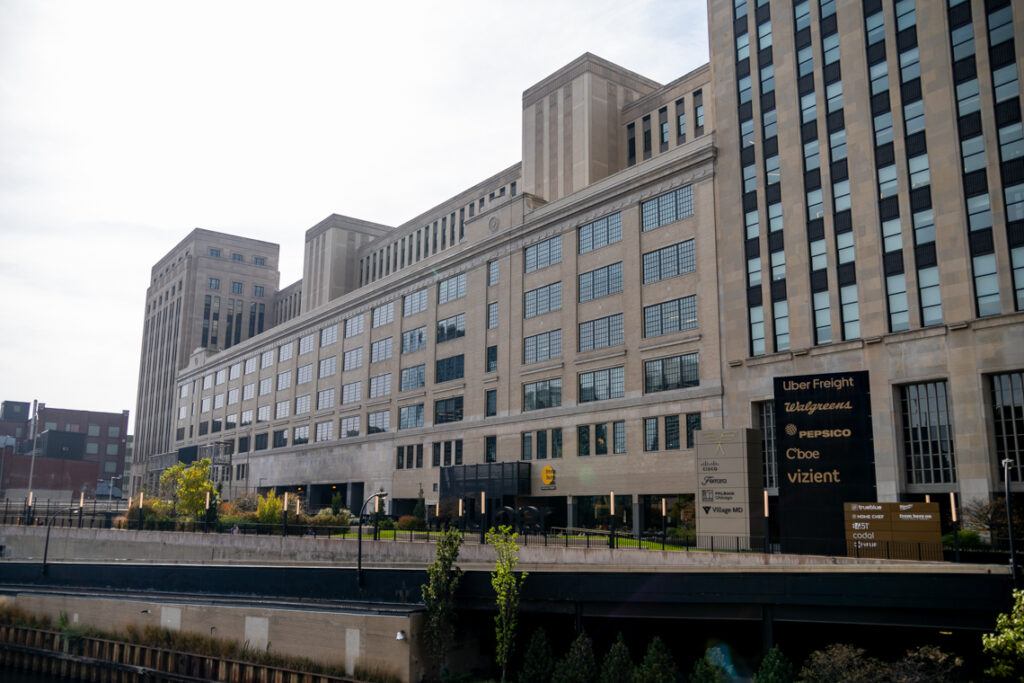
[403,289,428,316]
[644,354,699,393]
[401,365,426,391]
[524,330,562,364]
[643,296,697,338]
[438,273,467,304]
[523,378,562,411]
[525,235,563,273]
[372,302,394,328]
[371,337,393,363]
[901,381,957,485]
[642,240,696,284]
[437,313,466,343]
[345,315,364,338]
[579,313,625,352]
[402,326,427,353]
[524,282,562,318]
[992,371,1024,481]
[641,185,694,231]
[579,367,625,403]
[578,262,623,302]
[578,213,623,254]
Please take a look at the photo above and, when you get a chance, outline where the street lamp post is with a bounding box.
[1004,459,1018,589]
[357,491,387,587]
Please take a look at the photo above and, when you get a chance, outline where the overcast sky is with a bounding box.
[0,1,709,426]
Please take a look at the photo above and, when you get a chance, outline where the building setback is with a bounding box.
[144,0,1024,535]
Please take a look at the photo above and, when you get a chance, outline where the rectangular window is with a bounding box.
[345,314,365,338]
[974,253,1001,317]
[887,273,910,332]
[297,363,313,384]
[438,273,467,304]
[578,213,623,254]
[992,371,1024,480]
[773,300,790,351]
[749,305,765,356]
[371,337,393,362]
[840,284,860,340]
[644,354,698,393]
[487,302,499,329]
[642,240,695,285]
[579,313,625,352]
[486,345,498,373]
[293,425,309,445]
[524,235,563,273]
[641,185,694,232]
[299,334,314,355]
[277,370,292,391]
[434,397,464,424]
[343,347,363,371]
[437,313,466,343]
[521,433,533,460]
[341,416,360,438]
[488,260,499,286]
[318,388,336,410]
[686,413,702,449]
[643,297,697,338]
[258,377,272,396]
[664,414,681,450]
[402,326,427,354]
[253,285,264,298]
[295,395,311,415]
[399,404,424,429]
[208,277,220,290]
[579,366,625,403]
[319,355,337,378]
[341,382,360,404]
[315,421,333,442]
[403,289,428,316]
[368,410,390,433]
[486,435,497,462]
[260,350,274,369]
[369,373,391,398]
[578,262,623,302]
[436,354,465,382]
[523,330,562,364]
[523,378,562,411]
[320,325,338,347]
[644,418,659,451]
[486,389,497,417]
[401,365,426,391]
[524,282,562,318]
[813,291,831,344]
[257,405,270,423]
[372,302,394,328]
[901,381,956,484]
[578,425,591,456]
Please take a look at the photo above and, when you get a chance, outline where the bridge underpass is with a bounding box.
[0,559,1011,679]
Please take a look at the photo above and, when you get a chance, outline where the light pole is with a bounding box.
[1004,459,1018,589]
[357,491,387,587]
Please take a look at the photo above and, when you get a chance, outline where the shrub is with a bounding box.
[942,529,989,550]
[599,633,633,683]
[232,492,259,512]
[551,632,597,683]
[396,515,418,531]
[518,628,554,683]
[637,636,679,683]
[754,645,795,683]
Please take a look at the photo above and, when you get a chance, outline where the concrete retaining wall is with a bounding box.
[0,525,982,572]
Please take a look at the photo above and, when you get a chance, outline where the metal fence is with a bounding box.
[0,499,1014,565]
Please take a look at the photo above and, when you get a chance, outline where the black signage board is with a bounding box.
[774,371,875,554]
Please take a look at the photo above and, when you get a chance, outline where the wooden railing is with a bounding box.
[0,624,363,683]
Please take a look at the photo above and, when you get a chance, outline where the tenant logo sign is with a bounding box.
[774,371,876,550]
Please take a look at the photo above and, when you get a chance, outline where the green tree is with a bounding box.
[421,526,463,681]
[330,492,344,516]
[551,632,597,683]
[636,636,679,683]
[518,628,554,683]
[257,489,283,525]
[158,459,218,517]
[889,645,964,682]
[412,487,427,531]
[599,633,633,683]
[799,643,882,683]
[487,524,528,683]
[754,645,794,683]
[984,588,1024,679]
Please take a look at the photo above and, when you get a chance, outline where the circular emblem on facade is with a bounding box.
[541,465,555,486]
[488,216,500,233]
[785,423,798,436]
